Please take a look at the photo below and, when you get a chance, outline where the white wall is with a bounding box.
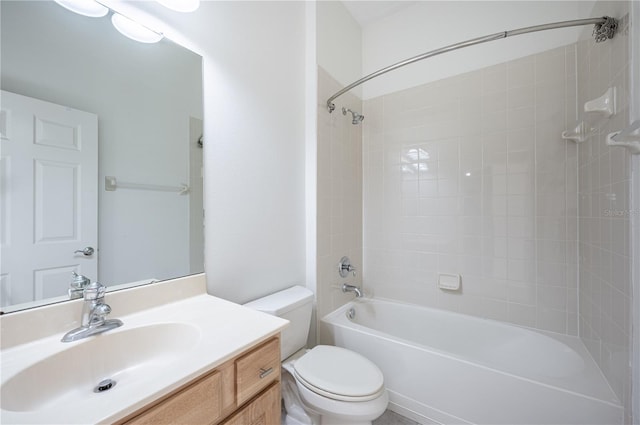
[361,1,591,99]
[305,2,319,346]
[1,1,202,287]
[316,1,363,97]
[123,1,308,304]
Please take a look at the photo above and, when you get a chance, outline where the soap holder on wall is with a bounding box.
[438,273,461,291]
[606,120,640,154]
[564,87,618,145]
[584,87,616,118]
[561,121,590,143]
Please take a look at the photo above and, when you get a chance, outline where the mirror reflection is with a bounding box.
[0,1,204,313]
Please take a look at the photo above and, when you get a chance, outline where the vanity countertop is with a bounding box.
[0,274,289,424]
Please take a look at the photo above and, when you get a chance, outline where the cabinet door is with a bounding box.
[125,370,222,425]
[235,337,280,406]
[224,383,280,425]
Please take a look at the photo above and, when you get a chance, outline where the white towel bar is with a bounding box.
[105,176,189,195]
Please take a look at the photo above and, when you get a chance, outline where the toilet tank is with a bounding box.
[244,286,313,360]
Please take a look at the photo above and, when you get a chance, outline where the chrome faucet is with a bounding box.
[61,281,123,343]
[68,272,91,299]
[342,283,362,298]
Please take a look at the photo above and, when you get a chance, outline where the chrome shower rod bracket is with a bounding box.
[326,16,617,113]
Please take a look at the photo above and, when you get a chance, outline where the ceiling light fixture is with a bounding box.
[54,0,109,17]
[156,0,200,13]
[111,13,164,44]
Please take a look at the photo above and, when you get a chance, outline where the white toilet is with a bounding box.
[244,286,388,425]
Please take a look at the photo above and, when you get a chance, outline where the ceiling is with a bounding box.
[341,1,418,27]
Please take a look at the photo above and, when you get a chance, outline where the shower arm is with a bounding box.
[326,16,617,112]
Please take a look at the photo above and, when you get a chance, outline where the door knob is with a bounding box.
[74,247,95,256]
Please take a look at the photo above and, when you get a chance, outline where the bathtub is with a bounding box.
[321,298,623,425]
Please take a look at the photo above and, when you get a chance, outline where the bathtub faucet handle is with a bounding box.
[338,256,357,278]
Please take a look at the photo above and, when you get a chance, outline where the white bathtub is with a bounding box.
[321,298,623,425]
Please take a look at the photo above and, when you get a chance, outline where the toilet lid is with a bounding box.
[293,345,384,400]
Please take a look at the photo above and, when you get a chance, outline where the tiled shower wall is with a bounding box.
[316,67,363,332]
[576,6,632,419]
[363,45,580,335]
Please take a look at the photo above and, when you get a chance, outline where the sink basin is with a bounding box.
[1,323,200,412]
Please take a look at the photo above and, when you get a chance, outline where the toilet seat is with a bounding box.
[293,345,384,402]
[294,376,389,422]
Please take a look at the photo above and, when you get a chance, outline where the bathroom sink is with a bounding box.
[0,277,288,424]
[1,323,200,412]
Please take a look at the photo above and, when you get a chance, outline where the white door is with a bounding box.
[0,90,98,308]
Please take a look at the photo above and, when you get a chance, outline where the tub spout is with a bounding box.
[342,283,362,298]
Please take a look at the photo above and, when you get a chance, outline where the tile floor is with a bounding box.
[373,410,421,425]
[281,407,420,425]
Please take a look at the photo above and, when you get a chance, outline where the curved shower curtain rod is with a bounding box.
[326,16,618,112]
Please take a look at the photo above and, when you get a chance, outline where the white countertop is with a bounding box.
[0,274,289,424]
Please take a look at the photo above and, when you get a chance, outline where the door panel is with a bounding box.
[34,116,80,150]
[34,160,78,242]
[34,265,80,299]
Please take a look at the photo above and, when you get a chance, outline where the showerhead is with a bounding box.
[352,113,365,124]
[342,107,365,125]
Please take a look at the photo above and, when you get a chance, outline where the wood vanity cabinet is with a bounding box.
[118,336,281,425]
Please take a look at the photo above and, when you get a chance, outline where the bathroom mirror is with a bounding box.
[0,1,204,313]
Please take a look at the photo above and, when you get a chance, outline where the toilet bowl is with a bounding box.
[244,286,388,425]
[285,345,389,425]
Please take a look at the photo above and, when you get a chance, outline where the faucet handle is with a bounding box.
[69,272,91,299]
[71,271,90,286]
[83,281,106,301]
[338,256,357,278]
[89,303,112,326]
